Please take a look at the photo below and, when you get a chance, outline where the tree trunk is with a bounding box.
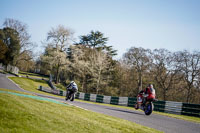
[163,89,166,101]
[81,77,85,92]
[137,70,142,92]
[96,69,102,94]
[55,66,60,84]
[186,88,192,103]
[96,75,101,94]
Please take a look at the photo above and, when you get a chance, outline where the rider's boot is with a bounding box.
[65,97,68,101]
[135,104,139,110]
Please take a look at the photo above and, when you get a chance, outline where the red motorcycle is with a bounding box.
[135,91,157,115]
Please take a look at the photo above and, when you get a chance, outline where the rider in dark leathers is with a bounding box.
[65,81,78,101]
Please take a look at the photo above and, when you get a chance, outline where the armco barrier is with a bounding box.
[84,93,90,101]
[75,92,79,99]
[110,96,119,105]
[103,96,111,104]
[128,97,137,107]
[164,101,182,114]
[181,103,200,117]
[59,90,63,96]
[153,101,166,112]
[39,87,200,117]
[79,92,85,100]
[118,97,128,106]
[90,94,97,102]
[96,95,104,103]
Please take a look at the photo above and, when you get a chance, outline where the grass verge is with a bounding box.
[9,77,51,94]
[0,88,162,133]
[8,77,66,99]
[18,71,49,80]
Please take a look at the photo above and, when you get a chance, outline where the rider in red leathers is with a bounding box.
[135,84,156,109]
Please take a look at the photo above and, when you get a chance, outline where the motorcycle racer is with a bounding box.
[65,81,78,101]
[135,84,156,110]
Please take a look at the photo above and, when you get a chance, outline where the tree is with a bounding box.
[0,40,8,63]
[16,51,35,72]
[41,25,73,83]
[0,27,20,65]
[67,44,112,94]
[77,31,117,94]
[3,18,35,67]
[41,45,69,83]
[110,60,138,97]
[174,50,200,103]
[67,45,92,92]
[123,47,152,94]
[91,50,110,94]
[47,25,74,52]
[104,45,118,57]
[79,30,108,49]
[152,49,180,100]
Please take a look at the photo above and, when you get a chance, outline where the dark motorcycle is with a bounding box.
[65,88,77,101]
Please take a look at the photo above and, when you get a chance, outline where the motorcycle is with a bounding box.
[135,93,157,115]
[65,88,77,101]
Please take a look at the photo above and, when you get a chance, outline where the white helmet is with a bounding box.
[70,81,75,84]
[149,84,154,88]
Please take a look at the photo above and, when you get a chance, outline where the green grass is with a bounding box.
[0,69,7,74]
[9,77,51,94]
[18,71,66,91]
[18,71,49,80]
[9,77,200,124]
[54,83,66,91]
[0,88,162,133]
[8,77,66,99]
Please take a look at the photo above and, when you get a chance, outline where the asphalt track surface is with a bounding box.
[0,73,200,133]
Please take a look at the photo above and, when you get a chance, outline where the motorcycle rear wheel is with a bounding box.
[144,102,154,115]
[70,93,75,101]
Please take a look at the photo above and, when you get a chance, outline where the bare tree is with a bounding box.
[115,60,138,97]
[91,50,110,94]
[123,47,152,93]
[47,25,74,52]
[42,25,74,83]
[152,49,180,100]
[174,50,200,103]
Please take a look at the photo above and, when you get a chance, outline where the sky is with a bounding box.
[1,0,200,59]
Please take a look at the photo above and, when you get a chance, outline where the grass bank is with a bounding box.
[0,88,162,133]
[9,77,50,93]
[18,71,49,80]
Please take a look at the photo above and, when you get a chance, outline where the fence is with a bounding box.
[0,63,19,75]
[38,86,200,117]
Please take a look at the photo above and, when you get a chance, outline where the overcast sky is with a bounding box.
[1,0,200,59]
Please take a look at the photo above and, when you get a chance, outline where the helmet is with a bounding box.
[148,84,154,88]
[70,81,75,84]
